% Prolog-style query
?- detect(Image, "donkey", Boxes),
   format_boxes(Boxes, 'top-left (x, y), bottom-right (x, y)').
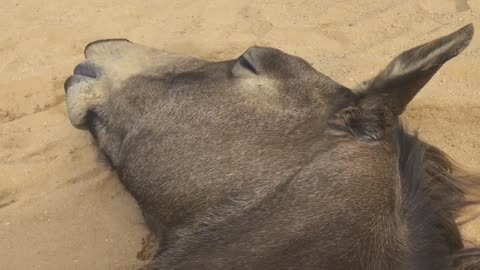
top-left (65, 24), bottom-right (480, 269)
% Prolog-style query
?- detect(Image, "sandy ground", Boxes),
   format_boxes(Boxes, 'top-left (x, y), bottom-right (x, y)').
top-left (1, 0), bottom-right (479, 269)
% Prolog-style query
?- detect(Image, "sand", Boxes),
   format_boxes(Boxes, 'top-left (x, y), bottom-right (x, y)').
top-left (1, 0), bottom-right (479, 269)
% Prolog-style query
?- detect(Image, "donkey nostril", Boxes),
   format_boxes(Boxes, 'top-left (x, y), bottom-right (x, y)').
top-left (73, 61), bottom-right (97, 79)
top-left (64, 75), bottom-right (77, 93)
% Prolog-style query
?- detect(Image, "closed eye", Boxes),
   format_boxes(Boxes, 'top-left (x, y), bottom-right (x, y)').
top-left (238, 55), bottom-right (257, 74)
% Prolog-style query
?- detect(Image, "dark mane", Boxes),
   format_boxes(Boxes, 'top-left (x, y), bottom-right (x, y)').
top-left (394, 125), bottom-right (480, 269)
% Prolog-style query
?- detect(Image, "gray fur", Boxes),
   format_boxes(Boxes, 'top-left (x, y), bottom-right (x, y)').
top-left (65, 24), bottom-right (480, 269)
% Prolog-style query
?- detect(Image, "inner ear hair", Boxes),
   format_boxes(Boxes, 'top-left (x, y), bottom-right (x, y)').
top-left (328, 96), bottom-right (394, 141)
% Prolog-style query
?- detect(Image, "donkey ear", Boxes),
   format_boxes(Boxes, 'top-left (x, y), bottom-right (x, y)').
top-left (359, 24), bottom-right (474, 115)
top-left (328, 24), bottom-right (473, 141)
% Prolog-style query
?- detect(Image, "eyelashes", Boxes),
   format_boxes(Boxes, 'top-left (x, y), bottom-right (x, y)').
top-left (238, 55), bottom-right (258, 74)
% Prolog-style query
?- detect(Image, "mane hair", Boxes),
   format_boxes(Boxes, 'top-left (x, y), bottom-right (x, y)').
top-left (394, 125), bottom-right (480, 269)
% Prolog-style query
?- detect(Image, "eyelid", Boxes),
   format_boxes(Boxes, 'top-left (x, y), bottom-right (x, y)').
top-left (238, 55), bottom-right (258, 74)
